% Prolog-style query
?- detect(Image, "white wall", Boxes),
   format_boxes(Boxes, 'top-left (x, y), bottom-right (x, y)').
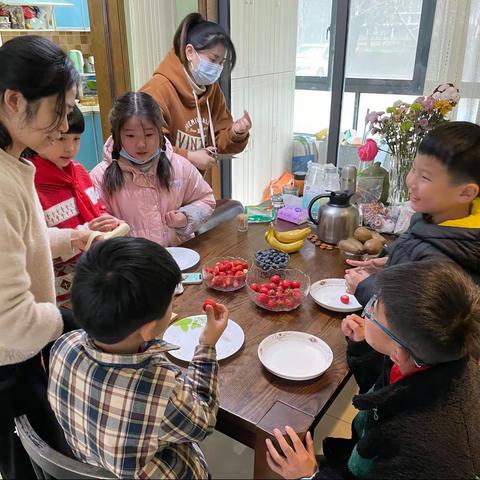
top-left (230, 0), bottom-right (298, 205)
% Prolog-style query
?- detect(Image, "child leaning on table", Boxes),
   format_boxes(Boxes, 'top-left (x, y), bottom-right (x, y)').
top-left (90, 91), bottom-right (216, 247)
top-left (266, 261), bottom-right (480, 480)
top-left (30, 105), bottom-right (122, 304)
top-left (48, 237), bottom-right (228, 479)
top-left (346, 121), bottom-right (480, 306)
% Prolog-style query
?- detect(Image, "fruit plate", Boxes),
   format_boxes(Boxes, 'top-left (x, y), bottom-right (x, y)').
top-left (258, 331), bottom-right (333, 381)
top-left (166, 247), bottom-right (200, 271)
top-left (310, 278), bottom-right (362, 312)
top-left (163, 315), bottom-right (244, 362)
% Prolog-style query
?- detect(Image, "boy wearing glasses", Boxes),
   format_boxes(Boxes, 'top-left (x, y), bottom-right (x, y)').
top-left (265, 261), bottom-right (480, 480)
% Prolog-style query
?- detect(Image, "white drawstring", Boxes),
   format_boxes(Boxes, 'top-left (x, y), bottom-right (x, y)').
top-left (192, 90), bottom-right (216, 150)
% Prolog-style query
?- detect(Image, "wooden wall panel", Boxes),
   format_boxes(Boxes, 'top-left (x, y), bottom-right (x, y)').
top-left (87, 0), bottom-right (131, 140)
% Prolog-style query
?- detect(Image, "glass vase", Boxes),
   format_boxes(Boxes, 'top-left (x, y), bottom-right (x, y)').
top-left (388, 154), bottom-right (414, 205)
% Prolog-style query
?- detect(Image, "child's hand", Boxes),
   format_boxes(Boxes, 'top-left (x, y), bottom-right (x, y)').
top-left (232, 110), bottom-right (252, 136)
top-left (345, 267), bottom-right (370, 295)
top-left (199, 302), bottom-right (229, 346)
top-left (88, 214), bottom-right (120, 232)
top-left (265, 427), bottom-right (317, 480)
top-left (188, 149), bottom-right (218, 170)
top-left (341, 314), bottom-right (365, 342)
top-left (165, 211), bottom-right (188, 229)
top-left (346, 256), bottom-right (388, 274)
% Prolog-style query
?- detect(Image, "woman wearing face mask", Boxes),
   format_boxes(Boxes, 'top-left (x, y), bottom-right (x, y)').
top-left (141, 13), bottom-right (251, 171)
top-left (0, 36), bottom-right (97, 478)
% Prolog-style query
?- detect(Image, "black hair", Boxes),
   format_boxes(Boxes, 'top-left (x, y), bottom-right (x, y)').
top-left (418, 121), bottom-right (480, 188)
top-left (376, 261), bottom-right (480, 364)
top-left (66, 104), bottom-right (85, 134)
top-left (71, 237), bottom-right (182, 344)
top-left (104, 91), bottom-right (173, 197)
top-left (0, 35), bottom-right (79, 150)
top-left (173, 12), bottom-right (236, 70)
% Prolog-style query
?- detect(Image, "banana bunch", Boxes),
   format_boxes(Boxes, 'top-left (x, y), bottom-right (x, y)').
top-left (264, 224), bottom-right (311, 254)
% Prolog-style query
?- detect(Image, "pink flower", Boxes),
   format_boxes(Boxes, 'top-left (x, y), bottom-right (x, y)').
top-left (419, 118), bottom-right (429, 129)
top-left (357, 138), bottom-right (378, 161)
top-left (423, 97), bottom-right (435, 113)
top-left (432, 83), bottom-right (460, 104)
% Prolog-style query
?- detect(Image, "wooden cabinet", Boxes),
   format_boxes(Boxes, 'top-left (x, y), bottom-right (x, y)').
top-left (230, 0), bottom-right (298, 204)
top-left (231, 0), bottom-right (298, 79)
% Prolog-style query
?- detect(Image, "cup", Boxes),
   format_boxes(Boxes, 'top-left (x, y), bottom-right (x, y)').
top-left (270, 182), bottom-right (284, 208)
top-left (282, 184), bottom-right (299, 196)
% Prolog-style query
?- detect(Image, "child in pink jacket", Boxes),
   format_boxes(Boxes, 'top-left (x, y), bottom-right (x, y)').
top-left (90, 92), bottom-right (215, 246)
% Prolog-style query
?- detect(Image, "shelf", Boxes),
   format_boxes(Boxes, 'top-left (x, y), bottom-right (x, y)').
top-left (3, 1), bottom-right (74, 5)
top-left (0, 28), bottom-right (55, 32)
top-left (0, 28), bottom-right (90, 32)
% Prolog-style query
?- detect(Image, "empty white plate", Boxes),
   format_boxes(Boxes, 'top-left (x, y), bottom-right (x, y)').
top-left (310, 278), bottom-right (362, 313)
top-left (166, 247), bottom-right (200, 271)
top-left (163, 315), bottom-right (244, 362)
top-left (258, 331), bottom-right (333, 381)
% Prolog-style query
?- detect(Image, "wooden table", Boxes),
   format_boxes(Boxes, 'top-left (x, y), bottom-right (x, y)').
top-left (173, 219), bottom-right (351, 478)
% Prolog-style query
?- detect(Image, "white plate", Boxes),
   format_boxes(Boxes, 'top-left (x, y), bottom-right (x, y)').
top-left (258, 331), bottom-right (333, 381)
top-left (163, 315), bottom-right (244, 362)
top-left (166, 247), bottom-right (200, 271)
top-left (310, 278), bottom-right (362, 312)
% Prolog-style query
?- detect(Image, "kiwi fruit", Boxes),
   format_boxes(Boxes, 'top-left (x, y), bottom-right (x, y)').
top-left (354, 227), bottom-right (373, 243)
top-left (364, 238), bottom-right (385, 255)
top-left (338, 238), bottom-right (365, 254)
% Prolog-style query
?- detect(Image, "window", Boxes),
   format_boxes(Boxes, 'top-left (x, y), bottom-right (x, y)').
top-left (294, 0), bottom-right (436, 134)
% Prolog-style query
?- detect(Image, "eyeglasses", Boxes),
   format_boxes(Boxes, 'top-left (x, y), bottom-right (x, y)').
top-left (363, 295), bottom-right (428, 367)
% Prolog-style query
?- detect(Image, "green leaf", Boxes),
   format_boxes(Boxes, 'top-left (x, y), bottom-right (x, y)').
top-left (386, 107), bottom-right (395, 113)
top-left (175, 318), bottom-right (192, 332)
top-left (401, 120), bottom-right (412, 131)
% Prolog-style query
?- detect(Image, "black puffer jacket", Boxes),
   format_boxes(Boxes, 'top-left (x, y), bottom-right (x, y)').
top-left (321, 358), bottom-right (480, 479)
top-left (355, 212), bottom-right (480, 305)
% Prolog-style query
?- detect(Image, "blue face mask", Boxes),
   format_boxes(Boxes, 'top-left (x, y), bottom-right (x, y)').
top-left (190, 51), bottom-right (223, 86)
top-left (119, 147), bottom-right (162, 165)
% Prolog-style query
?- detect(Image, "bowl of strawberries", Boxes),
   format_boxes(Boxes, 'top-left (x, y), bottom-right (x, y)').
top-left (202, 257), bottom-right (249, 292)
top-left (246, 267), bottom-right (310, 312)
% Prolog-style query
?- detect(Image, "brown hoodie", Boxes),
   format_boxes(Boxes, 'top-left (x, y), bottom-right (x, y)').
top-left (141, 49), bottom-right (249, 158)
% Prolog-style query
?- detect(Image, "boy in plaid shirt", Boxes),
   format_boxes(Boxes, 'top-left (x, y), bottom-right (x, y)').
top-left (48, 237), bottom-right (228, 479)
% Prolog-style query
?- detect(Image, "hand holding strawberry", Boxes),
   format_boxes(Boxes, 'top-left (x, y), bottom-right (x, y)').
top-left (199, 300), bottom-right (229, 346)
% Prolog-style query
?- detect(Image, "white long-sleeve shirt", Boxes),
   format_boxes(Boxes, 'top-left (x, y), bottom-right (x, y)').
top-left (0, 147), bottom-right (74, 366)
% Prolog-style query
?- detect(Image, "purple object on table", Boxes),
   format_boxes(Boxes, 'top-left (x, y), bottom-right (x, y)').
top-left (277, 206), bottom-right (309, 225)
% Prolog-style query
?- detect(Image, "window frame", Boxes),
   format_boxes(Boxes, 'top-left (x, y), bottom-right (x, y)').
top-left (295, 0), bottom-right (437, 96)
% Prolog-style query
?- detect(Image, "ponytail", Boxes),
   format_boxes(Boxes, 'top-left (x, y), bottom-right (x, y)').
top-left (173, 12), bottom-right (236, 70)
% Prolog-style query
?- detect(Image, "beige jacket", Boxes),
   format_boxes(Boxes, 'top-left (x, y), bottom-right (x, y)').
top-left (0, 148), bottom-right (74, 366)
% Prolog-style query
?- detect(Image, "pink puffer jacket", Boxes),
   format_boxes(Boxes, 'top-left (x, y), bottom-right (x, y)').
top-left (90, 138), bottom-right (215, 246)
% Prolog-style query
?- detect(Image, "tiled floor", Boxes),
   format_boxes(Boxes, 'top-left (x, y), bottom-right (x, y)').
top-left (201, 376), bottom-right (359, 479)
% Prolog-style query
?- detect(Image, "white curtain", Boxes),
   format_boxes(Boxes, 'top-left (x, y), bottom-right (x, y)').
top-left (425, 0), bottom-right (480, 123)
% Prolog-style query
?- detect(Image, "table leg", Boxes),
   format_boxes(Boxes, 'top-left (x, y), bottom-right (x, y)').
top-left (253, 400), bottom-right (315, 479)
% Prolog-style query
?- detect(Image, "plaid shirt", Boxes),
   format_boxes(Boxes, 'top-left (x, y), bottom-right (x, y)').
top-left (48, 330), bottom-right (218, 479)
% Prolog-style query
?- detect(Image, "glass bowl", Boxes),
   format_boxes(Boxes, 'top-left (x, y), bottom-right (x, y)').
top-left (202, 256), bottom-right (249, 292)
top-left (246, 266), bottom-right (310, 312)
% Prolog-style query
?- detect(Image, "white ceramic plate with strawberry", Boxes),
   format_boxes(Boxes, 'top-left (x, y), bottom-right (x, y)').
top-left (310, 278), bottom-right (362, 312)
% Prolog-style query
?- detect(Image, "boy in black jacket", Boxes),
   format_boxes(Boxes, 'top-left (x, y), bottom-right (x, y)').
top-left (346, 121), bottom-right (480, 307)
top-left (265, 261), bottom-right (480, 480)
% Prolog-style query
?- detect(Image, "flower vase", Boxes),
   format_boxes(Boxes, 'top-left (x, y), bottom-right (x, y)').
top-left (388, 154), bottom-right (413, 205)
